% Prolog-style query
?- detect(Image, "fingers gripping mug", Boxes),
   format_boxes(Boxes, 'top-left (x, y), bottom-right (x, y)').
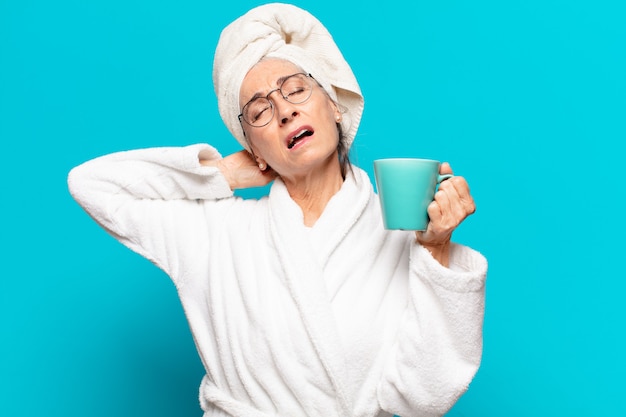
top-left (373, 158), bottom-right (453, 231)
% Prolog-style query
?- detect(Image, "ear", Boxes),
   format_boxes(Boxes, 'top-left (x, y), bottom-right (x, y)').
top-left (256, 156), bottom-right (268, 171)
top-left (330, 101), bottom-right (342, 123)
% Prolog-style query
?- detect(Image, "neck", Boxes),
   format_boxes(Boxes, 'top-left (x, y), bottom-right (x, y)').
top-left (282, 158), bottom-right (344, 227)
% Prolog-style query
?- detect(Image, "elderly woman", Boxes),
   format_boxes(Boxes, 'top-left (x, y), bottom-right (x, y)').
top-left (68, 3), bottom-right (487, 417)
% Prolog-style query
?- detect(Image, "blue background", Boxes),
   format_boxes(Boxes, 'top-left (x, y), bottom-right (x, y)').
top-left (2, 0), bottom-right (625, 416)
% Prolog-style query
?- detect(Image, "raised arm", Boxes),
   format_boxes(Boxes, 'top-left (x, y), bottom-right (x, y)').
top-left (67, 144), bottom-right (235, 283)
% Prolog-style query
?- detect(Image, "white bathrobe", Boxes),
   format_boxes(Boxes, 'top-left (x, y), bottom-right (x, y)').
top-left (68, 144), bottom-right (487, 417)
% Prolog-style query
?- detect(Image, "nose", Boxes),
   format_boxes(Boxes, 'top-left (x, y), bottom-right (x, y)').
top-left (279, 110), bottom-right (298, 125)
top-left (270, 92), bottom-right (298, 125)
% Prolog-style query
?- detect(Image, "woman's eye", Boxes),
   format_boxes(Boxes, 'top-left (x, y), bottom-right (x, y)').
top-left (287, 87), bottom-right (305, 97)
top-left (252, 106), bottom-right (270, 121)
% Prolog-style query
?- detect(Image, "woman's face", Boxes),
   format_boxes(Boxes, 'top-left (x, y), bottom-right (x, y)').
top-left (239, 59), bottom-right (342, 180)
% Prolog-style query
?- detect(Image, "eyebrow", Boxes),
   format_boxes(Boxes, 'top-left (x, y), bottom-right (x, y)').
top-left (276, 74), bottom-right (290, 86)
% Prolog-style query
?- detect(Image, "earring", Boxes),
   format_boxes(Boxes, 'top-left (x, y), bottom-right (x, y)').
top-left (336, 114), bottom-right (342, 122)
top-left (258, 162), bottom-right (267, 171)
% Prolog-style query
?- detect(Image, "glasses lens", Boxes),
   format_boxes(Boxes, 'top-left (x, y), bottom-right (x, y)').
top-left (243, 98), bottom-right (273, 127)
top-left (281, 74), bottom-right (312, 104)
top-left (241, 74), bottom-right (313, 127)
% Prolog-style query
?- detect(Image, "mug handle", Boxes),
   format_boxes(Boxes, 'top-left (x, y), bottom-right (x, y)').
top-left (437, 174), bottom-right (453, 183)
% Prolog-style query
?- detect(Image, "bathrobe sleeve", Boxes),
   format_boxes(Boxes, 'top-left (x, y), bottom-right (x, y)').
top-left (67, 144), bottom-right (234, 286)
top-left (378, 242), bottom-right (487, 417)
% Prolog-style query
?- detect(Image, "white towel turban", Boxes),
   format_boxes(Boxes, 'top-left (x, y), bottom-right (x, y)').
top-left (212, 3), bottom-right (364, 151)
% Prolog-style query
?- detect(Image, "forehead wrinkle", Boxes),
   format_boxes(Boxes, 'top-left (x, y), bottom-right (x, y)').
top-left (247, 73), bottom-right (293, 102)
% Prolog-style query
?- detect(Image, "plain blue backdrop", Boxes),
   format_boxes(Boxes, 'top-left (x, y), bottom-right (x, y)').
top-left (2, 0), bottom-right (625, 416)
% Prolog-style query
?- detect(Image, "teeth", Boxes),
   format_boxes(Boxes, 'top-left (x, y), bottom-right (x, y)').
top-left (293, 129), bottom-right (308, 139)
top-left (288, 129), bottom-right (312, 149)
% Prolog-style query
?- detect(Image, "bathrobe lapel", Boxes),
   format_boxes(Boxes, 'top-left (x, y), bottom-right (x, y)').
top-left (266, 168), bottom-right (373, 416)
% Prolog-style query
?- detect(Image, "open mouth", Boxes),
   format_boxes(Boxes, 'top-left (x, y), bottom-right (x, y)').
top-left (287, 129), bottom-right (313, 149)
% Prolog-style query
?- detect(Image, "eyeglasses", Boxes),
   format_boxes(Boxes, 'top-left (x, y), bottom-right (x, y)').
top-left (238, 73), bottom-right (314, 127)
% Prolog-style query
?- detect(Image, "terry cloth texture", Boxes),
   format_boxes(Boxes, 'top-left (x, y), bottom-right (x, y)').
top-left (68, 144), bottom-right (488, 417)
top-left (213, 3), bottom-right (364, 150)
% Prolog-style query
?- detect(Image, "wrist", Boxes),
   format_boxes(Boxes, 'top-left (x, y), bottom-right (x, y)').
top-left (418, 240), bottom-right (451, 268)
top-left (199, 158), bottom-right (237, 190)
top-left (216, 159), bottom-right (238, 190)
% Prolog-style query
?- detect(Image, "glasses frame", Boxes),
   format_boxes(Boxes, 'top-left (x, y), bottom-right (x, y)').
top-left (238, 73), bottom-right (315, 128)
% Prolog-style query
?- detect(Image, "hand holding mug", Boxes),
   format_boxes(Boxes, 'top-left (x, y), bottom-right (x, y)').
top-left (415, 162), bottom-right (476, 250)
top-left (374, 158), bottom-right (476, 266)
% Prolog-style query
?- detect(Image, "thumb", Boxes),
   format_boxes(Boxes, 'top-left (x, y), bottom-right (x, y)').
top-left (440, 161), bottom-right (453, 175)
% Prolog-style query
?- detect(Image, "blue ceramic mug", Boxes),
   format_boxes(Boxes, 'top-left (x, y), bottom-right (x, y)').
top-left (374, 158), bottom-right (453, 231)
